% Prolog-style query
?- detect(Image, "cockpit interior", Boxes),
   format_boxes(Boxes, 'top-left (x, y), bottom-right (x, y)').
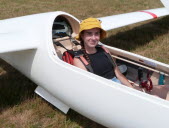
top-left (52, 15), bottom-right (80, 59)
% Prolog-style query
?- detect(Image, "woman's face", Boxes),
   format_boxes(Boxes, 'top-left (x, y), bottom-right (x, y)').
top-left (81, 28), bottom-right (100, 48)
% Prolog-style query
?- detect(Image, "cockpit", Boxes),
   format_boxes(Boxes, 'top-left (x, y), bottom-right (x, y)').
top-left (52, 16), bottom-right (73, 39)
top-left (51, 14), bottom-right (169, 98)
top-left (52, 15), bottom-right (80, 59)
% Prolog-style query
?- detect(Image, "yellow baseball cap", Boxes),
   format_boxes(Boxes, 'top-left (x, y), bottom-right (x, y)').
top-left (76, 18), bottom-right (107, 41)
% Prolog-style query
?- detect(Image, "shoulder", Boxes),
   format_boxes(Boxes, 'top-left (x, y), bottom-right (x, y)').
top-left (73, 57), bottom-right (87, 71)
top-left (95, 45), bottom-right (105, 53)
top-left (73, 57), bottom-right (81, 65)
top-left (73, 57), bottom-right (80, 62)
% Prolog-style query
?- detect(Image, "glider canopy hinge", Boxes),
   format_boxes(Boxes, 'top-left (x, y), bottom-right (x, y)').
top-left (35, 86), bottom-right (70, 114)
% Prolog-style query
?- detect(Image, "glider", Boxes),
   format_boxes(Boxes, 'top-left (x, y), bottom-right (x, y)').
top-left (0, 0), bottom-right (169, 128)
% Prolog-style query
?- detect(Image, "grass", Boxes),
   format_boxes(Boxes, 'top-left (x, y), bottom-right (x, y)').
top-left (0, 0), bottom-right (169, 127)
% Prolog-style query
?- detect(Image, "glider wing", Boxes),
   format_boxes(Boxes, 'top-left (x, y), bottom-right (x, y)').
top-left (99, 8), bottom-right (169, 31)
top-left (161, 0), bottom-right (169, 10)
top-left (0, 31), bottom-right (39, 53)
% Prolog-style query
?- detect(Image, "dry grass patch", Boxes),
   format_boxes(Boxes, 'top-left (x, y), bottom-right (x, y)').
top-left (135, 34), bottom-right (169, 63)
top-left (0, 0), bottom-right (164, 19)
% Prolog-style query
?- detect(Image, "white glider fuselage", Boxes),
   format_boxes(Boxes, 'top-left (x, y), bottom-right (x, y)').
top-left (1, 5), bottom-right (169, 128)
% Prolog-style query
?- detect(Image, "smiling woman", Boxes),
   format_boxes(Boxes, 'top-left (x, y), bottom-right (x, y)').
top-left (73, 18), bottom-right (134, 88)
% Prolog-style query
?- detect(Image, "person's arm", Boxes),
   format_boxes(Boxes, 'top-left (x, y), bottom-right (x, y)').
top-left (114, 66), bottom-right (144, 92)
top-left (114, 66), bottom-right (134, 88)
top-left (73, 57), bottom-right (87, 71)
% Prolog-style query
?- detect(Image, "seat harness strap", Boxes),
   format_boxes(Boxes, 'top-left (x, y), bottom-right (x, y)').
top-left (79, 56), bottom-right (94, 73)
top-left (55, 40), bottom-right (115, 73)
top-left (100, 45), bottom-right (117, 68)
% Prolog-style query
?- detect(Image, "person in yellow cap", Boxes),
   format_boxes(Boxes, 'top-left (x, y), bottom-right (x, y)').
top-left (73, 17), bottom-right (169, 100)
top-left (73, 17), bottom-right (134, 88)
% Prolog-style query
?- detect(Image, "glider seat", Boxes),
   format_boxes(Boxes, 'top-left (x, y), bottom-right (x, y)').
top-left (53, 36), bottom-right (81, 59)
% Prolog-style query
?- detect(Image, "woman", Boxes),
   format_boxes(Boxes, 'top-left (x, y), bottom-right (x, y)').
top-left (73, 17), bottom-right (133, 88)
top-left (73, 17), bottom-right (169, 100)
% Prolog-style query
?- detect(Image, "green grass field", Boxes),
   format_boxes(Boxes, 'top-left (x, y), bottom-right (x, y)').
top-left (0, 0), bottom-right (169, 127)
